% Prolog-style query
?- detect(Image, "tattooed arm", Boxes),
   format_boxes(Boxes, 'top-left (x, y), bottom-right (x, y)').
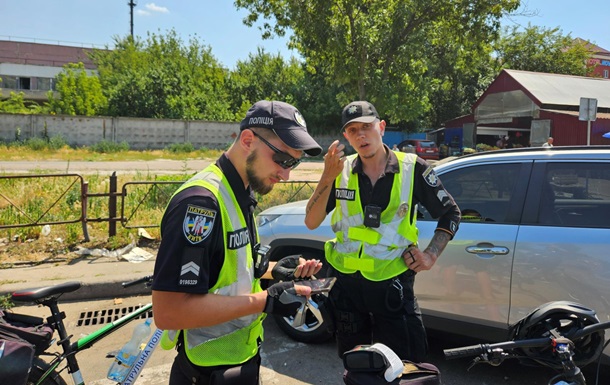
top-left (305, 182), bottom-right (333, 229)
top-left (403, 230), bottom-right (452, 272)
top-left (305, 140), bottom-right (345, 230)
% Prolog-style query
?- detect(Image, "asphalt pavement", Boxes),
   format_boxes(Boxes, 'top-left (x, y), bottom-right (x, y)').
top-left (4, 239), bottom-right (610, 384)
top-left (0, 159), bottom-right (325, 176)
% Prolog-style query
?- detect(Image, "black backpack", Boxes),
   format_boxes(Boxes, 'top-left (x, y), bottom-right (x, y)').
top-left (0, 328), bottom-right (35, 385)
top-left (0, 310), bottom-right (54, 355)
top-left (0, 308), bottom-right (56, 385)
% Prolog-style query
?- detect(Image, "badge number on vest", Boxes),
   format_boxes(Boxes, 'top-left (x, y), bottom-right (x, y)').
top-left (336, 188), bottom-right (356, 201)
top-left (183, 205), bottom-right (216, 244)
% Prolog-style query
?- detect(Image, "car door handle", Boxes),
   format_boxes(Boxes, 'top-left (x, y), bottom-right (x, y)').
top-left (465, 244), bottom-right (509, 255)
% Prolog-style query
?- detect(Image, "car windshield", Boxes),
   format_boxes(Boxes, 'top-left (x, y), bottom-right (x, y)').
top-left (419, 141), bottom-right (436, 148)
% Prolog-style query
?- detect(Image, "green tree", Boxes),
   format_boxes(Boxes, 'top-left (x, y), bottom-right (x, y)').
top-left (226, 49), bottom-right (342, 134)
top-left (235, 0), bottom-right (520, 125)
top-left (0, 91), bottom-right (48, 114)
top-left (423, 22), bottom-right (498, 129)
top-left (494, 24), bottom-right (594, 76)
top-left (91, 30), bottom-right (233, 120)
top-left (291, 64), bottom-right (344, 134)
top-left (1, 76), bottom-right (47, 114)
top-left (227, 48), bottom-right (305, 120)
top-left (46, 62), bottom-right (107, 116)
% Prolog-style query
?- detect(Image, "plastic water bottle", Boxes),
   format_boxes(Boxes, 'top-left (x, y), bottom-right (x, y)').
top-left (107, 318), bottom-right (152, 382)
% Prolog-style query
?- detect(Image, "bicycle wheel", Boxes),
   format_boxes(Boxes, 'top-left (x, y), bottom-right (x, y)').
top-left (27, 358), bottom-right (68, 385)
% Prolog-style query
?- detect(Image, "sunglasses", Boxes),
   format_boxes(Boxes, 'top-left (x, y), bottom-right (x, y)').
top-left (252, 131), bottom-right (302, 170)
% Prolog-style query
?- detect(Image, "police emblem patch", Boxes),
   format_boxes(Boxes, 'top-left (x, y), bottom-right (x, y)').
top-left (294, 110), bottom-right (307, 127)
top-left (423, 167), bottom-right (438, 187)
top-left (183, 205), bottom-right (216, 244)
top-left (397, 202), bottom-right (409, 218)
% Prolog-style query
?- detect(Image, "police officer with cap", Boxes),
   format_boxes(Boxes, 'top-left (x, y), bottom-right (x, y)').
top-left (152, 100), bottom-right (323, 385)
top-left (305, 101), bottom-right (461, 363)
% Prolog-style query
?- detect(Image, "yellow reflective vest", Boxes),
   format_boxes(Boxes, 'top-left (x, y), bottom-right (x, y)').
top-left (160, 164), bottom-right (265, 366)
top-left (325, 151), bottom-right (419, 281)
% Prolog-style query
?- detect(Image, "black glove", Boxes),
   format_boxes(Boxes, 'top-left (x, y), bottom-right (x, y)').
top-left (271, 255), bottom-right (301, 281)
top-left (263, 281), bottom-right (306, 316)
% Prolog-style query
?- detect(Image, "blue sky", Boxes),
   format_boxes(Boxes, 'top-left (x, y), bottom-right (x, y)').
top-left (0, 1), bottom-right (608, 69)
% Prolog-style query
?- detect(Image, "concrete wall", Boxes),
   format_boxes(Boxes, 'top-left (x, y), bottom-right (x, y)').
top-left (0, 112), bottom-right (339, 153)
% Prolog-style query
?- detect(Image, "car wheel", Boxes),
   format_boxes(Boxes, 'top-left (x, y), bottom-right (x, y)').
top-left (271, 251), bottom-right (335, 343)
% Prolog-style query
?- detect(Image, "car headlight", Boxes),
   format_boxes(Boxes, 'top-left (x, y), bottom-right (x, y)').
top-left (256, 214), bottom-right (280, 227)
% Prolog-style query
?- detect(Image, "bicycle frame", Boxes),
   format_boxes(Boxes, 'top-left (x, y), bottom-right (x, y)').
top-left (34, 302), bottom-right (153, 385)
top-left (7, 277), bottom-right (159, 385)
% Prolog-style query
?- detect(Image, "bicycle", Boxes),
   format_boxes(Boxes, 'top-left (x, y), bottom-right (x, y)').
top-left (443, 301), bottom-right (610, 385)
top-left (8, 275), bottom-right (160, 385)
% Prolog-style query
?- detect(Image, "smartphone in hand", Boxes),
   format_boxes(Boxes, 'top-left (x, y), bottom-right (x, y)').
top-left (296, 277), bottom-right (337, 294)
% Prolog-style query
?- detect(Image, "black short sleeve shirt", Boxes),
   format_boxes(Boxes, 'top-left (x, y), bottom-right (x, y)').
top-left (151, 154), bottom-right (258, 294)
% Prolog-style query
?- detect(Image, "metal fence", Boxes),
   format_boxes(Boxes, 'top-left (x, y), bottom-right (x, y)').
top-left (0, 173), bottom-right (317, 241)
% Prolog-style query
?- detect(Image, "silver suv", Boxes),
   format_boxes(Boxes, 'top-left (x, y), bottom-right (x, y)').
top-left (257, 146), bottom-right (610, 359)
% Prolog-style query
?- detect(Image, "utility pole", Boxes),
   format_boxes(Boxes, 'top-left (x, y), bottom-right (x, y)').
top-left (128, 0), bottom-right (137, 38)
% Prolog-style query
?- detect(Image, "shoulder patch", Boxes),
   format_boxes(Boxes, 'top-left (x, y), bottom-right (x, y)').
top-left (179, 248), bottom-right (202, 286)
top-left (422, 167), bottom-right (438, 187)
top-left (183, 204), bottom-right (216, 244)
top-left (437, 190), bottom-right (450, 206)
top-left (450, 221), bottom-right (458, 233)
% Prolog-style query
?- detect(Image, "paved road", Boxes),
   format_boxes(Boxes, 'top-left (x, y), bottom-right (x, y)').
top-left (0, 159), bottom-right (325, 178)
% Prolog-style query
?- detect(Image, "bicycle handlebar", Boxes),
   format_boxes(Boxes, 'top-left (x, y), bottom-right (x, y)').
top-left (122, 275), bottom-right (154, 288)
top-left (443, 320), bottom-right (610, 385)
top-left (444, 337), bottom-right (552, 360)
top-left (444, 320), bottom-right (610, 361)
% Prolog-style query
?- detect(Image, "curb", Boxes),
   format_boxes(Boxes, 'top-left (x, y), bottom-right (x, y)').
top-left (0, 259), bottom-right (157, 303)
top-left (1, 279), bottom-right (153, 303)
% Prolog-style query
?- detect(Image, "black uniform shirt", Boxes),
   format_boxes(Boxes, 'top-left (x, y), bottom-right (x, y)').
top-left (152, 154), bottom-right (258, 294)
top-left (326, 146), bottom-right (460, 238)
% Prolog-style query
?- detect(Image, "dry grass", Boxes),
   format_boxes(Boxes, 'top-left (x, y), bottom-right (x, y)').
top-left (0, 170), bottom-right (185, 267)
top-left (0, 144), bottom-right (225, 162)
top-left (0, 145), bottom-right (210, 267)
top-left (0, 147), bottom-right (318, 267)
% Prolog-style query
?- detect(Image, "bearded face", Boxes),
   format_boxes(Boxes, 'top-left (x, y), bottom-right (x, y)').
top-left (246, 150), bottom-right (273, 195)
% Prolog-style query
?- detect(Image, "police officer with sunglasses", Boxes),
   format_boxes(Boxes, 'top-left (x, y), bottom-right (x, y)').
top-left (152, 100), bottom-right (323, 385)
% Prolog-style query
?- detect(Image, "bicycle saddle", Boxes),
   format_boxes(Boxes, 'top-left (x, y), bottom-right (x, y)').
top-left (11, 281), bottom-right (82, 302)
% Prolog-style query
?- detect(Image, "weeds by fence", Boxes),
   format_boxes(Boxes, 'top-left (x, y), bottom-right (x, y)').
top-left (0, 172), bottom-right (318, 264)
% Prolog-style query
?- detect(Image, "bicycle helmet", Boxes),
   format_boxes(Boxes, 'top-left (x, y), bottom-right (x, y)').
top-left (509, 301), bottom-right (605, 369)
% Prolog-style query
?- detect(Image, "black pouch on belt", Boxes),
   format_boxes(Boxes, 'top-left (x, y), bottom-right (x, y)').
top-left (176, 346), bottom-right (260, 385)
top-left (208, 354), bottom-right (260, 385)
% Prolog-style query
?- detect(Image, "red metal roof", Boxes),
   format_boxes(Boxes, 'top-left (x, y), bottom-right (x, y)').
top-left (473, 69), bottom-right (610, 110)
